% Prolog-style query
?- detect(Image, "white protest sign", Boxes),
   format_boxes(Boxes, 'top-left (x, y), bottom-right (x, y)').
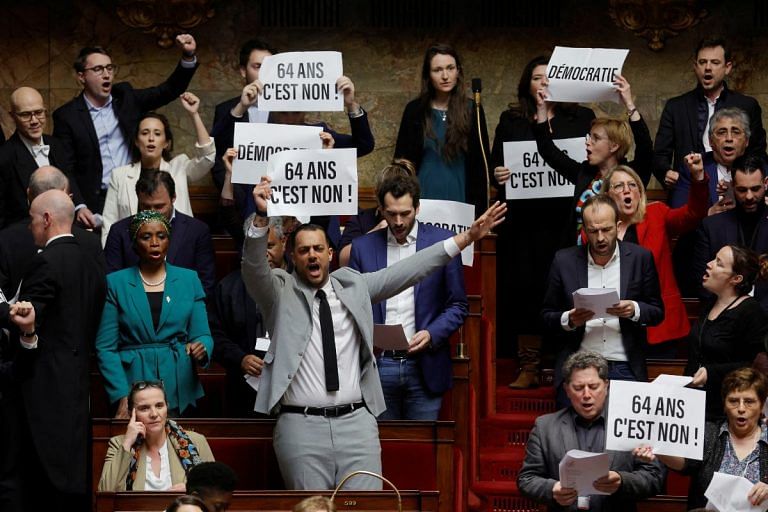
top-left (503, 138), bottom-right (584, 199)
top-left (266, 148), bottom-right (358, 216)
top-left (546, 47), bottom-right (629, 103)
top-left (606, 380), bottom-right (705, 460)
top-left (231, 123), bottom-right (323, 184)
top-left (416, 199), bottom-right (474, 266)
top-left (259, 51), bottom-right (344, 111)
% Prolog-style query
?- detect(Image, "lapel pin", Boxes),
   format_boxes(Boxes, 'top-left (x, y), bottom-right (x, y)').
top-left (166, 296), bottom-right (171, 303)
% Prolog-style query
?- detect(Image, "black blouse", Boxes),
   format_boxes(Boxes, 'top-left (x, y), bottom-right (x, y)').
top-left (146, 291), bottom-right (164, 332)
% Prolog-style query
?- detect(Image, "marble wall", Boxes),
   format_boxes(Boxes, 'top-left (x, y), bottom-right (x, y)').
top-left (0, 0), bottom-right (764, 188)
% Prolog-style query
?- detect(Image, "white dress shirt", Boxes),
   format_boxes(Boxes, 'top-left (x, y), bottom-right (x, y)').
top-left (702, 94), bottom-right (719, 153)
top-left (384, 223), bottom-right (418, 339)
top-left (143, 440), bottom-right (173, 491)
top-left (20, 134), bottom-right (50, 168)
top-left (247, 104), bottom-right (270, 124)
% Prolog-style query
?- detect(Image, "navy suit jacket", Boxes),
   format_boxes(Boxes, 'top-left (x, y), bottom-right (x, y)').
top-left (667, 151), bottom-right (721, 208)
top-left (103, 210), bottom-right (216, 296)
top-left (541, 241), bottom-right (664, 386)
top-left (348, 222), bottom-right (468, 394)
top-left (0, 132), bottom-right (81, 228)
top-left (53, 62), bottom-right (197, 212)
top-left (693, 206), bottom-right (768, 310)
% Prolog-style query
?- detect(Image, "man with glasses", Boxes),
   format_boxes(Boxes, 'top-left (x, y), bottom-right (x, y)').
top-left (52, 34), bottom-right (199, 229)
top-left (0, 87), bottom-right (80, 228)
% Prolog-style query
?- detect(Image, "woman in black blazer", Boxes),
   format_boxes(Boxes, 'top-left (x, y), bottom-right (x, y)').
top-left (394, 43), bottom-right (489, 216)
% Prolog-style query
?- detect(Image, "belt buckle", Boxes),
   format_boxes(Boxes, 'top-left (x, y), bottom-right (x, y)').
top-left (323, 406), bottom-right (336, 418)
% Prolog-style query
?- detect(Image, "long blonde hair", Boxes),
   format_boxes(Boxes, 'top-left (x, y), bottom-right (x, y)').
top-left (601, 165), bottom-right (647, 224)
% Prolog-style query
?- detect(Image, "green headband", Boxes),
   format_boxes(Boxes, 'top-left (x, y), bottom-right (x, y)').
top-left (129, 210), bottom-right (171, 243)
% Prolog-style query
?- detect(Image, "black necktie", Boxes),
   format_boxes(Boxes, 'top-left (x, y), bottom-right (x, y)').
top-left (316, 289), bottom-right (339, 391)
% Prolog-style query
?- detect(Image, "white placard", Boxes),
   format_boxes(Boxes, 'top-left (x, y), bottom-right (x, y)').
top-left (259, 51), bottom-right (344, 111)
top-left (503, 138), bottom-right (584, 199)
top-left (606, 380), bottom-right (705, 460)
top-left (266, 148), bottom-right (358, 216)
top-left (546, 47), bottom-right (629, 103)
top-left (416, 199), bottom-right (475, 266)
top-left (231, 123), bottom-right (323, 184)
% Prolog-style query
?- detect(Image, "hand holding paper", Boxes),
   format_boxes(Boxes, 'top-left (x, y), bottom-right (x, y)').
top-left (705, 472), bottom-right (766, 511)
top-left (572, 287), bottom-right (620, 319)
top-left (558, 449), bottom-right (610, 496)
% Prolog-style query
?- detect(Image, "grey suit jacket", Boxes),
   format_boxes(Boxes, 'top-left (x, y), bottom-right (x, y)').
top-left (241, 226), bottom-right (453, 416)
top-left (517, 408), bottom-right (665, 512)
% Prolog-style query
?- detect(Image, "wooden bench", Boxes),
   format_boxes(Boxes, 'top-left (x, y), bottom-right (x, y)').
top-left (95, 490), bottom-right (440, 511)
top-left (92, 419), bottom-right (455, 512)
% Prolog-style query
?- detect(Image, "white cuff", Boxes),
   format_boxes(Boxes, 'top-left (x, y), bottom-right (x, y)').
top-left (630, 301), bottom-right (641, 322)
top-left (560, 311), bottom-right (575, 331)
top-left (180, 56), bottom-right (198, 68)
top-left (443, 237), bottom-right (461, 258)
top-left (246, 217), bottom-right (269, 239)
top-left (20, 335), bottom-right (38, 349)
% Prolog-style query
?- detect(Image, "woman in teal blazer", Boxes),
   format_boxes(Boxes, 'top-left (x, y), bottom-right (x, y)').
top-left (96, 210), bottom-right (213, 417)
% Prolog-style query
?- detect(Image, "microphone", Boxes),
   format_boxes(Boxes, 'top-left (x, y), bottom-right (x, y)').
top-left (472, 78), bottom-right (482, 105)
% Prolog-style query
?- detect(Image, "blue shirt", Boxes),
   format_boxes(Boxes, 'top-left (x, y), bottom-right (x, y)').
top-left (418, 108), bottom-right (466, 203)
top-left (84, 95), bottom-right (131, 189)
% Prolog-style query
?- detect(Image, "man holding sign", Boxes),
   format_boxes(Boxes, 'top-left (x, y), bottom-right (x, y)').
top-left (517, 351), bottom-right (664, 511)
top-left (241, 177), bottom-right (505, 490)
top-left (348, 174), bottom-right (468, 420)
top-left (541, 195), bottom-right (663, 398)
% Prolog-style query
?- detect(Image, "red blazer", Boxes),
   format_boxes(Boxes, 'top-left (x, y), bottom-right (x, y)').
top-left (636, 177), bottom-right (709, 343)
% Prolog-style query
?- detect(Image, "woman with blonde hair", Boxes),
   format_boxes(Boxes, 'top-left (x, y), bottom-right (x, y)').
top-left (600, 156), bottom-right (709, 356)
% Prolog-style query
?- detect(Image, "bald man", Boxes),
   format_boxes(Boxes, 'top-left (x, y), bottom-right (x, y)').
top-left (0, 87), bottom-right (80, 228)
top-left (6, 189), bottom-right (105, 510)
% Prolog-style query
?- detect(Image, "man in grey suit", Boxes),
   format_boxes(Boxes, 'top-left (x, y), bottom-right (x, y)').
top-left (517, 351), bottom-right (665, 511)
top-left (242, 176), bottom-right (505, 490)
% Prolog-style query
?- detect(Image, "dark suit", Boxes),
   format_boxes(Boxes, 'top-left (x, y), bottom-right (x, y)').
top-left (0, 132), bottom-right (80, 228)
top-left (52, 62), bottom-right (197, 212)
top-left (209, 268), bottom-right (267, 416)
top-left (103, 210), bottom-right (216, 296)
top-left (541, 241), bottom-right (664, 386)
top-left (15, 236), bottom-right (106, 506)
top-left (517, 407), bottom-right (665, 511)
top-left (348, 222), bottom-right (467, 399)
top-left (653, 84), bottom-right (767, 187)
top-left (692, 205), bottom-right (768, 310)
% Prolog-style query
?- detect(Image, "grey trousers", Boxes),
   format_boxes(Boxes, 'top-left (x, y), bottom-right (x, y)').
top-left (273, 407), bottom-right (383, 490)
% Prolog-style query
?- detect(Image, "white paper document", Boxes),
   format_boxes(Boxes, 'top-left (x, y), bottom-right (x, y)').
top-left (546, 47), bottom-right (630, 103)
top-left (572, 288), bottom-right (619, 318)
top-left (704, 472), bottom-right (764, 512)
top-left (558, 450), bottom-right (610, 496)
top-left (651, 374), bottom-right (693, 387)
top-left (416, 199), bottom-right (475, 266)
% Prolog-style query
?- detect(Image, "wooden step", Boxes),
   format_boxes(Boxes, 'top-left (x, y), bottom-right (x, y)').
top-left (478, 451), bottom-right (525, 482)
top-left (495, 386), bottom-right (556, 415)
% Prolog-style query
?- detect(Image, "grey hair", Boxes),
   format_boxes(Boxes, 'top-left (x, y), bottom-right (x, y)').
top-left (562, 351), bottom-right (609, 384)
top-left (269, 216), bottom-right (285, 239)
top-left (708, 107), bottom-right (751, 140)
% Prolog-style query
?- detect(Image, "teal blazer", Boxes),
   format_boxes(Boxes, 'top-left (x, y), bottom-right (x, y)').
top-left (95, 263), bottom-right (213, 413)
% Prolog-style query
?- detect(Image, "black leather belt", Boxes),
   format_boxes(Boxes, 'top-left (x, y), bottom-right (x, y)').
top-left (280, 401), bottom-right (365, 417)
top-left (381, 350), bottom-right (409, 359)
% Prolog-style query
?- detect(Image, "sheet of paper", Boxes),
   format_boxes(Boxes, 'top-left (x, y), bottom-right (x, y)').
top-left (259, 51), bottom-right (344, 111)
top-left (254, 337), bottom-right (271, 352)
top-left (373, 324), bottom-right (410, 350)
top-left (558, 449), bottom-right (610, 496)
top-left (416, 199), bottom-right (475, 266)
top-left (502, 138), bottom-right (584, 200)
top-left (572, 288), bottom-right (619, 318)
top-left (704, 472), bottom-right (763, 512)
top-left (244, 374), bottom-right (261, 392)
top-left (546, 47), bottom-right (629, 103)
top-left (651, 374), bottom-right (693, 387)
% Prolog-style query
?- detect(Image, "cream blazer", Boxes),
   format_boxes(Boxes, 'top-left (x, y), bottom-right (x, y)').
top-left (101, 139), bottom-right (215, 246)
top-left (97, 430), bottom-right (214, 491)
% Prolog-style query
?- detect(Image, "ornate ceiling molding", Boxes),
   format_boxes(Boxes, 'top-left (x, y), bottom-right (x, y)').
top-left (608, 0), bottom-right (708, 51)
top-left (116, 0), bottom-right (216, 48)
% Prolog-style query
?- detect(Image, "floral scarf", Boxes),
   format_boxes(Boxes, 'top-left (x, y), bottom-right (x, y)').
top-left (125, 419), bottom-right (202, 490)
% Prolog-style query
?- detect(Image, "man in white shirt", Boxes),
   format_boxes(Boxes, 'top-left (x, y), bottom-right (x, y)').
top-left (241, 176), bottom-right (505, 490)
top-left (348, 174), bottom-right (467, 420)
top-left (541, 195), bottom-right (663, 405)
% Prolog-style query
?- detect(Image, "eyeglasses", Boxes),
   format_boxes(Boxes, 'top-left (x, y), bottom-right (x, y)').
top-left (132, 379), bottom-right (164, 391)
top-left (725, 397), bottom-right (760, 408)
top-left (610, 181), bottom-right (639, 193)
top-left (82, 64), bottom-right (118, 76)
top-left (585, 133), bottom-right (606, 143)
top-left (14, 109), bottom-right (46, 122)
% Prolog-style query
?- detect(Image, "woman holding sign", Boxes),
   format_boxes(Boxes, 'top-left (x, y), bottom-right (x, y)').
top-left (533, 75), bottom-right (653, 247)
top-left (685, 245), bottom-right (768, 419)
top-left (600, 160), bottom-right (708, 357)
top-left (491, 55), bottom-right (595, 387)
top-left (101, 92), bottom-right (215, 246)
top-left (394, 43), bottom-right (489, 217)
top-left (634, 368), bottom-right (768, 509)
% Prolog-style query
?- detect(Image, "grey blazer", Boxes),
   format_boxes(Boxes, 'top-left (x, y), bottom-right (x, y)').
top-left (517, 408), bottom-right (665, 512)
top-left (241, 227), bottom-right (453, 416)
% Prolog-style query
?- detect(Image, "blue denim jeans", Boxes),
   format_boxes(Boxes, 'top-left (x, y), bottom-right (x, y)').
top-left (376, 356), bottom-right (443, 420)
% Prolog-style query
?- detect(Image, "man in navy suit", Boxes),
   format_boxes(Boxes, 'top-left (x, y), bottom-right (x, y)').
top-left (103, 169), bottom-right (215, 296)
top-left (541, 195), bottom-right (663, 399)
top-left (348, 174), bottom-right (468, 420)
top-left (0, 87), bottom-right (81, 228)
top-left (693, 154), bottom-right (768, 311)
top-left (53, 34), bottom-right (199, 228)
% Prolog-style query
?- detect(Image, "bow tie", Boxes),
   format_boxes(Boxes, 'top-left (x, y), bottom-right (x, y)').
top-left (32, 145), bottom-right (50, 157)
